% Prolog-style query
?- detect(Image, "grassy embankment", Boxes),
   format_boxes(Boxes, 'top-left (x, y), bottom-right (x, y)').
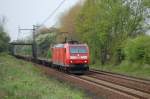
top-left (92, 61), bottom-right (150, 79)
top-left (0, 53), bottom-right (89, 99)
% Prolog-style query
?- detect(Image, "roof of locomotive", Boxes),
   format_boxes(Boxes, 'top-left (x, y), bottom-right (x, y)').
top-left (53, 44), bottom-right (64, 48)
top-left (52, 43), bottom-right (88, 48)
top-left (52, 40), bottom-right (88, 48)
top-left (66, 43), bottom-right (87, 47)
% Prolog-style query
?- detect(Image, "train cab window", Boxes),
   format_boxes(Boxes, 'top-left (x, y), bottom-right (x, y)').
top-left (78, 47), bottom-right (87, 53)
top-left (70, 47), bottom-right (87, 53)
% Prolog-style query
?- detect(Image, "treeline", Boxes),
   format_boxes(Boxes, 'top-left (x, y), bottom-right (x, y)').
top-left (14, 0), bottom-right (150, 65)
top-left (0, 17), bottom-right (10, 53)
top-left (59, 0), bottom-right (150, 65)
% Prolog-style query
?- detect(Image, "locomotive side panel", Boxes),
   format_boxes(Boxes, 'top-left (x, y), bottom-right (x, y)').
top-left (59, 48), bottom-right (66, 66)
top-left (52, 46), bottom-right (66, 66)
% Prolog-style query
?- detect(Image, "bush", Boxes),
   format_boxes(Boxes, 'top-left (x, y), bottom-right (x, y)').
top-left (0, 32), bottom-right (10, 52)
top-left (124, 35), bottom-right (150, 64)
top-left (36, 33), bottom-right (56, 58)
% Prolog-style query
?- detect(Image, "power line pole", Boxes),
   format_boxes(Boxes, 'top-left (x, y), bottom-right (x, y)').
top-left (17, 25), bottom-right (39, 61)
top-left (32, 25), bottom-right (39, 61)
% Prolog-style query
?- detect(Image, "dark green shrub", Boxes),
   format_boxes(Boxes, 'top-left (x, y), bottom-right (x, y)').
top-left (0, 32), bottom-right (10, 52)
top-left (124, 36), bottom-right (150, 64)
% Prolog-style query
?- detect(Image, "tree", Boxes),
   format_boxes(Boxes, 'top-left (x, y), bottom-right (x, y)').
top-left (35, 27), bottom-right (58, 57)
top-left (124, 35), bottom-right (150, 64)
top-left (75, 0), bottom-right (147, 64)
top-left (57, 0), bottom-right (150, 65)
top-left (59, 2), bottom-right (82, 40)
top-left (0, 16), bottom-right (10, 53)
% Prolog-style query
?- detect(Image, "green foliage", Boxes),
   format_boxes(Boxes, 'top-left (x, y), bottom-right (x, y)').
top-left (0, 17), bottom-right (10, 53)
top-left (36, 33), bottom-right (56, 58)
top-left (143, 0), bottom-right (150, 7)
top-left (124, 36), bottom-right (150, 64)
top-left (75, 0), bottom-right (147, 64)
top-left (0, 32), bottom-right (10, 53)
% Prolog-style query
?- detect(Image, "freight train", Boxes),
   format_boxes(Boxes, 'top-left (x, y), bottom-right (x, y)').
top-left (51, 41), bottom-right (89, 73)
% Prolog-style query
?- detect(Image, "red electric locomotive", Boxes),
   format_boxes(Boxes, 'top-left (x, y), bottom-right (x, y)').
top-left (51, 41), bottom-right (89, 73)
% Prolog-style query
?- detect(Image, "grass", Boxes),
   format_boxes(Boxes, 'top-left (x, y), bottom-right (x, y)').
top-left (92, 61), bottom-right (150, 79)
top-left (0, 53), bottom-right (89, 99)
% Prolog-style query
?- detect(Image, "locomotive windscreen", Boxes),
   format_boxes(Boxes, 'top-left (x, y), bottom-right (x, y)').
top-left (70, 46), bottom-right (87, 53)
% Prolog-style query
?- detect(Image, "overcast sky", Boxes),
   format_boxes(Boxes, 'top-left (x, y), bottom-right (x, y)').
top-left (0, 0), bottom-right (80, 41)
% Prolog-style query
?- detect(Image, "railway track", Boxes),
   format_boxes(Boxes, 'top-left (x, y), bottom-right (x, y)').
top-left (89, 69), bottom-right (150, 94)
top-left (14, 55), bottom-right (150, 99)
top-left (79, 70), bottom-right (150, 99)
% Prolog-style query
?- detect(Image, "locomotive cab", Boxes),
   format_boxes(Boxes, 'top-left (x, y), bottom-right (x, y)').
top-left (65, 44), bottom-right (89, 73)
top-left (51, 41), bottom-right (89, 74)
top-left (69, 45), bottom-right (89, 64)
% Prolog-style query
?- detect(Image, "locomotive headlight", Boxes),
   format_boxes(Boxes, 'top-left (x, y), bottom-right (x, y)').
top-left (81, 56), bottom-right (87, 59)
top-left (70, 56), bottom-right (76, 59)
top-left (70, 60), bottom-right (73, 63)
top-left (84, 60), bottom-right (87, 63)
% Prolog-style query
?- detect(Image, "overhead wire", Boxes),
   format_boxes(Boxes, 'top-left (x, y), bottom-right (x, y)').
top-left (36, 0), bottom-right (66, 58)
top-left (15, 0), bottom-right (66, 57)
top-left (40, 0), bottom-right (66, 27)
top-left (17, 0), bottom-right (66, 40)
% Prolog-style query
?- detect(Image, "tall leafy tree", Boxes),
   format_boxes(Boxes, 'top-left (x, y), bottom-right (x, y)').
top-left (75, 0), bottom-right (147, 64)
top-left (59, 2), bottom-right (82, 40)
top-left (0, 16), bottom-right (10, 52)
